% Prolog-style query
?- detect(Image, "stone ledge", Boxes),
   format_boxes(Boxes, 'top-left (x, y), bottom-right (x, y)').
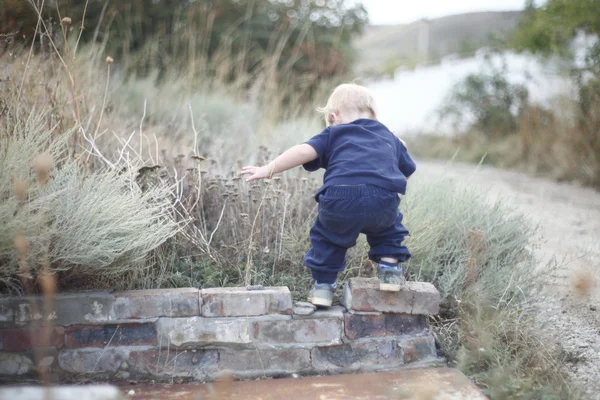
top-left (253, 317), bottom-right (342, 345)
top-left (0, 293), bottom-right (117, 327)
top-left (344, 313), bottom-right (427, 340)
top-left (156, 317), bottom-right (254, 348)
top-left (220, 348), bottom-right (312, 376)
top-left (310, 335), bottom-right (437, 375)
top-left (0, 281), bottom-right (442, 383)
top-left (341, 278), bottom-right (440, 315)
top-left (0, 334), bottom-right (440, 382)
top-left (201, 287), bottom-right (292, 317)
top-left (0, 289), bottom-right (200, 328)
top-left (398, 336), bottom-right (437, 364)
top-left (113, 288), bottom-right (201, 319)
top-left (311, 338), bottom-right (404, 374)
top-left (0, 287), bottom-right (298, 328)
top-left (129, 348), bottom-right (219, 380)
top-left (0, 352), bottom-right (36, 375)
top-left (155, 314), bottom-right (343, 349)
top-left (65, 323), bottom-right (157, 349)
top-left (58, 347), bottom-right (131, 374)
top-left (1, 327), bottom-right (65, 352)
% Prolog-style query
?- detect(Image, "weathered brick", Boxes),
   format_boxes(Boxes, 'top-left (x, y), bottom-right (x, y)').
top-left (113, 288), bottom-right (201, 319)
top-left (253, 317), bottom-right (342, 345)
top-left (3, 293), bottom-right (116, 327)
top-left (129, 349), bottom-right (218, 380)
top-left (58, 348), bottom-right (129, 374)
top-left (343, 313), bottom-right (427, 340)
top-left (341, 278), bottom-right (440, 315)
top-left (2, 327), bottom-right (65, 352)
top-left (0, 352), bottom-right (35, 375)
top-left (399, 336), bottom-right (437, 364)
top-left (292, 305), bottom-right (345, 320)
top-left (0, 301), bottom-right (14, 328)
top-left (201, 287), bottom-right (292, 317)
top-left (311, 338), bottom-right (404, 373)
top-left (344, 313), bottom-right (385, 339)
top-left (219, 348), bottom-right (312, 377)
top-left (66, 323), bottom-right (156, 348)
top-left (410, 282), bottom-right (441, 315)
top-left (27, 347), bottom-right (59, 375)
top-left (385, 314), bottom-right (428, 335)
top-left (156, 317), bottom-right (254, 348)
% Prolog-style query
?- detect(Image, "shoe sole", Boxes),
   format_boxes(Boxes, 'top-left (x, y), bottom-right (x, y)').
top-left (309, 297), bottom-right (333, 307)
top-left (379, 283), bottom-right (402, 292)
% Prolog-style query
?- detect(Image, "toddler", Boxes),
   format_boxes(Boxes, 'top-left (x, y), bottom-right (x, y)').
top-left (242, 83), bottom-right (415, 307)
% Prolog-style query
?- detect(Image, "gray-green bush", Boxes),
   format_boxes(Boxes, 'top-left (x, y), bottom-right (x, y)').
top-left (0, 109), bottom-right (182, 292)
top-left (404, 172), bottom-right (535, 303)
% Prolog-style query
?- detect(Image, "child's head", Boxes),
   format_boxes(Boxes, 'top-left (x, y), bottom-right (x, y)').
top-left (317, 83), bottom-right (378, 126)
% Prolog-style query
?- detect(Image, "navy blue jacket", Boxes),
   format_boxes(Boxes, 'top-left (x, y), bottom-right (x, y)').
top-left (303, 119), bottom-right (416, 199)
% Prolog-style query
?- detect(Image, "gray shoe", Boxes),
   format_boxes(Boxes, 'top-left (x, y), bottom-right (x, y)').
top-left (378, 265), bottom-right (406, 292)
top-left (307, 282), bottom-right (334, 307)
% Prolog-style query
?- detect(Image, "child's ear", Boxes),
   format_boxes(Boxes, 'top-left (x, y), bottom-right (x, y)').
top-left (328, 112), bottom-right (336, 125)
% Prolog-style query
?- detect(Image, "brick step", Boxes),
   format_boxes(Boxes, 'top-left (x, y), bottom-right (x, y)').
top-left (0, 278), bottom-right (442, 382)
top-left (341, 278), bottom-right (440, 315)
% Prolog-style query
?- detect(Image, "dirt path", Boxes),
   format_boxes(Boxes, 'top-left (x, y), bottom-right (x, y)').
top-left (419, 160), bottom-right (600, 398)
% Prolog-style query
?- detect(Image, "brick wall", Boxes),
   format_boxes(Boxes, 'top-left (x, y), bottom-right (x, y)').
top-left (0, 279), bottom-right (441, 382)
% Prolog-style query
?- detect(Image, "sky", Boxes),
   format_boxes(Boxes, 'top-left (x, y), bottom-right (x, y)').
top-left (361, 0), bottom-right (528, 25)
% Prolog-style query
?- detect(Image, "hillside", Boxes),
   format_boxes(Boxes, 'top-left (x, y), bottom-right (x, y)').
top-left (355, 11), bottom-right (523, 76)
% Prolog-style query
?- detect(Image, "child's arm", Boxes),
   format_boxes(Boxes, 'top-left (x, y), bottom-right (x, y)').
top-left (396, 137), bottom-right (416, 179)
top-left (397, 138), bottom-right (411, 179)
top-left (241, 144), bottom-right (318, 182)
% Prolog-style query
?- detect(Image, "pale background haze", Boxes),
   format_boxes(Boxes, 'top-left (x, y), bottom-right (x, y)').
top-left (361, 0), bottom-right (528, 25)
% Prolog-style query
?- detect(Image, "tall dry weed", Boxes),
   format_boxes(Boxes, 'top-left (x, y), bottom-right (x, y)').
top-left (572, 267), bottom-right (598, 299)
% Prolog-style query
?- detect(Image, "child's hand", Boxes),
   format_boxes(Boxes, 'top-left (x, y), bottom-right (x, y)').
top-left (241, 165), bottom-right (272, 182)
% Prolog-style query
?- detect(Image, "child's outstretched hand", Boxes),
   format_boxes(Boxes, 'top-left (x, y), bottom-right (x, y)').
top-left (241, 165), bottom-right (272, 182)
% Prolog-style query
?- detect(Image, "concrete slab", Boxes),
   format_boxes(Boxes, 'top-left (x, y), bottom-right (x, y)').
top-left (122, 367), bottom-right (486, 399)
top-left (0, 385), bottom-right (123, 400)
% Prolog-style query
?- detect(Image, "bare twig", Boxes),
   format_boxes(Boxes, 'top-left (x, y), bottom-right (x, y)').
top-left (92, 0), bottom-right (110, 45)
top-left (17, 0), bottom-right (45, 106)
top-left (92, 325), bottom-right (120, 372)
top-left (74, 0), bottom-right (90, 55)
top-left (140, 99), bottom-right (147, 159)
top-left (208, 200), bottom-right (228, 247)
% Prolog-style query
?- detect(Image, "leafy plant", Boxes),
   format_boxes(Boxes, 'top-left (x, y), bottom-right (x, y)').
top-left (440, 59), bottom-right (529, 137)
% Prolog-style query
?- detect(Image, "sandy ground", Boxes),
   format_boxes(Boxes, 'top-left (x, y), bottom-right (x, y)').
top-left (419, 160), bottom-right (600, 398)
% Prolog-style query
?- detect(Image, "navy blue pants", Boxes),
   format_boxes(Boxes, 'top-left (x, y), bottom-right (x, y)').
top-left (304, 185), bottom-right (411, 284)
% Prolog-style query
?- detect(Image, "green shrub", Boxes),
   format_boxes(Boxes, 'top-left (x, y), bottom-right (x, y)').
top-left (440, 60), bottom-right (529, 137)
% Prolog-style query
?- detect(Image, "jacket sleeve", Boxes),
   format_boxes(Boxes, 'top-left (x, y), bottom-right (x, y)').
top-left (396, 137), bottom-right (416, 178)
top-left (302, 127), bottom-right (330, 171)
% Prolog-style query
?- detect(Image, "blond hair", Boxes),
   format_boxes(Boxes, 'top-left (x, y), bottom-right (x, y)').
top-left (317, 83), bottom-right (378, 126)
